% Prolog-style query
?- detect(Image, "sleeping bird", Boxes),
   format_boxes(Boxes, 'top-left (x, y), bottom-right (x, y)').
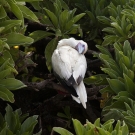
top-left (51, 38), bottom-right (88, 108)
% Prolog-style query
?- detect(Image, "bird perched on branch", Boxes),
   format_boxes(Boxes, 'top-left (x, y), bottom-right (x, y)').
top-left (51, 38), bottom-right (88, 108)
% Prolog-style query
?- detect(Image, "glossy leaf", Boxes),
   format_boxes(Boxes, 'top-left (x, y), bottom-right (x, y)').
top-left (7, 0), bottom-right (24, 25)
top-left (45, 38), bottom-right (58, 72)
top-left (20, 115), bottom-right (38, 134)
top-left (44, 8), bottom-right (58, 28)
top-left (123, 74), bottom-right (135, 95)
top-left (5, 32), bottom-right (34, 46)
top-left (29, 30), bottom-right (54, 42)
top-left (0, 20), bottom-right (22, 33)
top-left (18, 5), bottom-right (39, 22)
top-left (0, 5), bottom-right (7, 19)
top-left (102, 68), bottom-right (119, 79)
top-left (72, 119), bottom-right (85, 135)
top-left (0, 86), bottom-right (14, 102)
top-left (0, 68), bottom-right (14, 80)
top-left (84, 74), bottom-right (107, 85)
top-left (0, 78), bottom-right (26, 90)
top-left (107, 78), bottom-right (126, 94)
top-left (96, 45), bottom-right (112, 58)
top-left (53, 127), bottom-right (73, 135)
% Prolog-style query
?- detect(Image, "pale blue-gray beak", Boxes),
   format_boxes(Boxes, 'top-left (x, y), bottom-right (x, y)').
top-left (75, 42), bottom-right (85, 54)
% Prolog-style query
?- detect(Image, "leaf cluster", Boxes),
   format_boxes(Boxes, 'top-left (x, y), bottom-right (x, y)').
top-left (53, 118), bottom-right (129, 135)
top-left (0, 0), bottom-right (41, 102)
top-left (0, 104), bottom-right (41, 135)
top-left (85, 40), bottom-right (135, 131)
top-left (98, 0), bottom-right (135, 45)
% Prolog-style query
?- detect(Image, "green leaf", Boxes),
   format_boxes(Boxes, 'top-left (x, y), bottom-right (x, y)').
top-left (126, 24), bottom-right (132, 33)
top-left (84, 74), bottom-right (107, 85)
top-left (114, 120), bottom-right (120, 133)
top-left (73, 13), bottom-right (86, 23)
top-left (18, 5), bottom-right (39, 22)
top-left (16, 0), bottom-right (42, 1)
top-left (119, 52), bottom-right (130, 69)
top-left (121, 121), bottom-right (129, 135)
top-left (0, 5), bottom-right (7, 19)
top-left (100, 86), bottom-right (115, 94)
top-left (103, 119), bottom-right (114, 132)
top-left (3, 50), bottom-right (15, 66)
top-left (102, 27), bottom-right (115, 34)
top-left (5, 32), bottom-right (34, 46)
top-left (0, 27), bottom-right (5, 33)
top-left (86, 11), bottom-right (95, 21)
top-left (57, 113), bottom-right (68, 119)
top-left (102, 35), bottom-right (118, 46)
top-left (53, 127), bottom-right (73, 135)
top-left (44, 8), bottom-right (58, 28)
top-left (94, 118), bottom-right (100, 126)
top-left (7, 0), bottom-right (24, 25)
top-left (29, 1), bottom-right (41, 10)
top-left (59, 10), bottom-right (69, 31)
top-left (29, 30), bottom-right (54, 42)
top-left (59, 0), bottom-right (69, 10)
top-left (0, 86), bottom-right (14, 102)
top-left (0, 78), bottom-right (26, 90)
top-left (72, 119), bottom-right (85, 135)
top-left (66, 13), bottom-right (85, 29)
top-left (21, 115), bottom-right (38, 134)
top-left (5, 104), bottom-right (20, 132)
top-left (111, 22), bottom-right (125, 36)
top-left (99, 54), bottom-right (121, 75)
top-left (34, 12), bottom-right (53, 26)
top-left (0, 20), bottom-right (22, 33)
top-left (103, 109), bottom-right (124, 121)
top-left (123, 40), bottom-right (132, 57)
top-left (132, 51), bottom-right (135, 64)
top-left (97, 127), bottom-right (109, 135)
top-left (107, 78), bottom-right (126, 94)
top-left (97, 16), bottom-right (110, 25)
top-left (102, 68), bottom-right (119, 79)
top-left (124, 116), bottom-right (135, 126)
top-left (123, 74), bottom-right (135, 95)
top-left (96, 45), bottom-right (112, 58)
top-left (0, 127), bottom-right (14, 135)
top-left (45, 38), bottom-right (58, 72)
top-left (0, 68), bottom-right (14, 80)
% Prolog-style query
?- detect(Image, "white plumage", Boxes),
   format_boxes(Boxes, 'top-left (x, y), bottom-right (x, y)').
top-left (51, 38), bottom-right (88, 108)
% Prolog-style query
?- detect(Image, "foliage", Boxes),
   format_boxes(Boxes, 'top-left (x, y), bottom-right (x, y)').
top-left (97, 0), bottom-right (135, 46)
top-left (84, 40), bottom-right (135, 131)
top-left (0, 104), bottom-right (41, 135)
top-left (103, 96), bottom-right (135, 131)
top-left (53, 118), bottom-right (129, 135)
top-left (66, 0), bottom-right (110, 40)
top-left (57, 106), bottom-right (72, 128)
top-left (0, 0), bottom-right (40, 103)
top-left (29, 0), bottom-right (86, 71)
top-left (1, 0), bottom-right (135, 134)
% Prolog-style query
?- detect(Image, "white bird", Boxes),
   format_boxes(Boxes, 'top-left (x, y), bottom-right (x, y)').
top-left (51, 38), bottom-right (88, 108)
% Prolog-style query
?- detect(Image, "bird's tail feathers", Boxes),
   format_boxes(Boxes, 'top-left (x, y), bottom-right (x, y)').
top-left (72, 81), bottom-right (87, 109)
top-left (71, 95), bottom-right (81, 103)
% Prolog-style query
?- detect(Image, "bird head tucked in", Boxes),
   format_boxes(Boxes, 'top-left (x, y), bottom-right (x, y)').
top-left (57, 38), bottom-right (88, 54)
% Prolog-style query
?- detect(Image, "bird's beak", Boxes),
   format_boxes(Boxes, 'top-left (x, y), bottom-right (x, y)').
top-left (75, 43), bottom-right (85, 54)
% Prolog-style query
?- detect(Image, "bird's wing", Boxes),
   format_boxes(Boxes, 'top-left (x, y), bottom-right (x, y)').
top-left (72, 55), bottom-right (87, 85)
top-left (52, 46), bottom-right (77, 81)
